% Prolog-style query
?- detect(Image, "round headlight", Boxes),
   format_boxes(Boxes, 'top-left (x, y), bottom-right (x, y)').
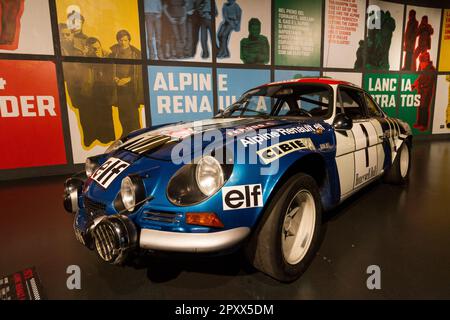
top-left (120, 177), bottom-right (136, 212)
top-left (195, 156), bottom-right (224, 196)
top-left (85, 158), bottom-right (99, 177)
top-left (105, 139), bottom-right (123, 154)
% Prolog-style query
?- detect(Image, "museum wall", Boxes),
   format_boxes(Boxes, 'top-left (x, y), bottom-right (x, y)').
top-left (0, 0), bottom-right (449, 180)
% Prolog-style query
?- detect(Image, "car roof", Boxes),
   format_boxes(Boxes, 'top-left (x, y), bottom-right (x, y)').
top-left (259, 77), bottom-right (359, 88)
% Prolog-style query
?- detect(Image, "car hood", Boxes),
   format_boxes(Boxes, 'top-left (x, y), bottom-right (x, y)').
top-left (117, 117), bottom-right (329, 162)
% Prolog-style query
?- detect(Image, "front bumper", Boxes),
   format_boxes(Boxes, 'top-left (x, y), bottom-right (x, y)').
top-left (139, 227), bottom-right (251, 253)
top-left (73, 210), bottom-right (251, 263)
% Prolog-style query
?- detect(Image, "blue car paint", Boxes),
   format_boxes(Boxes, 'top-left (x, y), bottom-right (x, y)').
top-left (74, 118), bottom-right (343, 239)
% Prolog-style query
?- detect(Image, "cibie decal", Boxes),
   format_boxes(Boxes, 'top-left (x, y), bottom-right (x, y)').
top-left (222, 184), bottom-right (263, 211)
top-left (91, 157), bottom-right (130, 188)
top-left (240, 123), bottom-right (325, 146)
top-left (257, 139), bottom-right (315, 164)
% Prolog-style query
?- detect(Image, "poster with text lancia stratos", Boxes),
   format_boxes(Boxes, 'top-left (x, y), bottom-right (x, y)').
top-left (0, 0), bottom-right (54, 55)
top-left (323, 0), bottom-right (365, 69)
top-left (275, 0), bottom-right (322, 67)
top-left (401, 5), bottom-right (441, 72)
top-left (364, 0), bottom-right (404, 71)
top-left (363, 73), bottom-right (399, 118)
top-left (431, 75), bottom-right (450, 134)
top-left (0, 60), bottom-right (66, 170)
top-left (215, 0), bottom-right (271, 65)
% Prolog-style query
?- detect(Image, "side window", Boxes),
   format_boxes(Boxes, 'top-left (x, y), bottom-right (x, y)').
top-left (277, 101), bottom-right (291, 116)
top-left (364, 93), bottom-right (383, 118)
top-left (275, 86), bottom-right (331, 117)
top-left (337, 87), bottom-right (366, 120)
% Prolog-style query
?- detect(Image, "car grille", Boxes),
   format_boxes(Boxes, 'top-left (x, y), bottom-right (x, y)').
top-left (142, 211), bottom-right (178, 224)
top-left (84, 197), bottom-right (106, 216)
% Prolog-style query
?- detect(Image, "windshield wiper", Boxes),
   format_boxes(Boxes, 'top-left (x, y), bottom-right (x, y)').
top-left (244, 108), bottom-right (270, 116)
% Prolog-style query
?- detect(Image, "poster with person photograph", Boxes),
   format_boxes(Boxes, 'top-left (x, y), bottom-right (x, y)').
top-left (63, 62), bottom-right (145, 164)
top-left (431, 75), bottom-right (450, 134)
top-left (0, 0), bottom-right (54, 55)
top-left (215, 0), bottom-right (271, 65)
top-left (274, 0), bottom-right (322, 67)
top-left (148, 65), bottom-right (214, 125)
top-left (401, 5), bottom-right (441, 72)
top-left (399, 73), bottom-right (436, 135)
top-left (0, 60), bottom-right (66, 169)
top-left (323, 71), bottom-right (362, 86)
top-left (56, 0), bottom-right (141, 59)
top-left (363, 73), bottom-right (399, 117)
top-left (364, 0), bottom-right (403, 71)
top-left (144, 0), bottom-right (214, 62)
top-left (323, 0), bottom-right (366, 69)
top-left (438, 9), bottom-right (450, 72)
top-left (217, 68), bottom-right (270, 110)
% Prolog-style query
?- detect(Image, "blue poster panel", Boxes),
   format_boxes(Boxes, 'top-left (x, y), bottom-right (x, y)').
top-left (217, 68), bottom-right (270, 110)
top-left (148, 66), bottom-right (214, 125)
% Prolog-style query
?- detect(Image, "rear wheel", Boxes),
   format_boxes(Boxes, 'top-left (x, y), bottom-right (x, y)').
top-left (244, 173), bottom-right (323, 282)
top-left (383, 142), bottom-right (411, 185)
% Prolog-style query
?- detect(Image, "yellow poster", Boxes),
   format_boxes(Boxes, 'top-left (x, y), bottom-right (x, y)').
top-left (439, 9), bottom-right (450, 71)
top-left (56, 0), bottom-right (141, 58)
top-left (63, 62), bottom-right (145, 163)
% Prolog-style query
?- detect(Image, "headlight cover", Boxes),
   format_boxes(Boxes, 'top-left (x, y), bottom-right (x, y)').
top-left (105, 139), bottom-right (123, 154)
top-left (196, 156), bottom-right (224, 196)
top-left (120, 177), bottom-right (136, 212)
top-left (119, 175), bottom-right (146, 213)
top-left (85, 157), bottom-right (99, 177)
top-left (167, 156), bottom-right (233, 206)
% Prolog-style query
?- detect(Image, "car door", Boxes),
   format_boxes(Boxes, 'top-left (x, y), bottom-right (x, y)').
top-left (363, 92), bottom-right (387, 177)
top-left (335, 86), bottom-right (379, 199)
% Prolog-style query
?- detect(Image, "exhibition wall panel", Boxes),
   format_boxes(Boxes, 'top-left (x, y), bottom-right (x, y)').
top-left (0, 0), bottom-right (449, 179)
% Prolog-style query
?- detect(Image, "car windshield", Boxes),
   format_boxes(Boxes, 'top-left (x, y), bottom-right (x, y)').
top-left (218, 83), bottom-right (333, 118)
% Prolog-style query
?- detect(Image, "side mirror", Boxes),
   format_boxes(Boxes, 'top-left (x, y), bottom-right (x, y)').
top-left (333, 113), bottom-right (353, 131)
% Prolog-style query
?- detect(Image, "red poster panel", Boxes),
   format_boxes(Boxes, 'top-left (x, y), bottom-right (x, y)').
top-left (0, 60), bottom-right (67, 169)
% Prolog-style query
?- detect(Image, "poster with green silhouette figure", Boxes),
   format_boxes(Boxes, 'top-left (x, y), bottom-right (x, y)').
top-left (362, 0), bottom-right (403, 71)
top-left (240, 18), bottom-right (270, 64)
top-left (364, 73), bottom-right (399, 118)
top-left (275, 0), bottom-right (322, 67)
top-left (216, 0), bottom-right (271, 64)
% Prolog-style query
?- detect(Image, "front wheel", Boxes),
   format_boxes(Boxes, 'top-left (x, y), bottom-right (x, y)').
top-left (244, 173), bottom-right (323, 282)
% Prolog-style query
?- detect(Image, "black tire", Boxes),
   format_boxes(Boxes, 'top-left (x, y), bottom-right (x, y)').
top-left (383, 141), bottom-right (411, 185)
top-left (244, 173), bottom-right (323, 282)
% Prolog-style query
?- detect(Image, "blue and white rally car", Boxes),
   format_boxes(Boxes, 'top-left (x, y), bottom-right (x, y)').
top-left (63, 78), bottom-right (412, 282)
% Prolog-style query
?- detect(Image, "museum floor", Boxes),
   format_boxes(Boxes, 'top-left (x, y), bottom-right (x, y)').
top-left (1, 139), bottom-right (449, 299)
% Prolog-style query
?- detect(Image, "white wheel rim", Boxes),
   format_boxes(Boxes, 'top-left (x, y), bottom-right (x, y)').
top-left (281, 189), bottom-right (316, 265)
top-left (400, 145), bottom-right (409, 178)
